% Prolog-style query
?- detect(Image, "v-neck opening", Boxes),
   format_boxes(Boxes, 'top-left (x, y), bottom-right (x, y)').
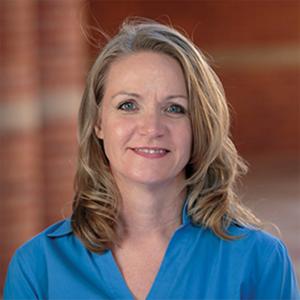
top-left (97, 199), bottom-right (191, 299)
top-left (107, 251), bottom-right (134, 299)
top-left (103, 222), bottom-right (189, 300)
top-left (145, 224), bottom-right (187, 299)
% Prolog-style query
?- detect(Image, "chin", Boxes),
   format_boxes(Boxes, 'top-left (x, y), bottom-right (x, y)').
top-left (126, 170), bottom-right (185, 187)
top-left (129, 175), bottom-right (169, 186)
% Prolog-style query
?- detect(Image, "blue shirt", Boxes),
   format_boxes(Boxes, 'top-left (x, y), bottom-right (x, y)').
top-left (4, 203), bottom-right (300, 299)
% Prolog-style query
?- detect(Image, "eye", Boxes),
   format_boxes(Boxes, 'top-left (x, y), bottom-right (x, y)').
top-left (165, 104), bottom-right (186, 114)
top-left (117, 101), bottom-right (137, 112)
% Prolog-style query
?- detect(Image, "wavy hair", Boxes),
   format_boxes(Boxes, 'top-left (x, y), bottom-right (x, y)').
top-left (71, 18), bottom-right (262, 252)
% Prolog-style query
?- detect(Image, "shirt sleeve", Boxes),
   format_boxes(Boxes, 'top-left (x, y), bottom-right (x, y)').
top-left (4, 249), bottom-right (39, 300)
top-left (254, 238), bottom-right (300, 299)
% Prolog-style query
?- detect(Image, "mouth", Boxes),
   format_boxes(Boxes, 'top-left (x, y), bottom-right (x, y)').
top-left (130, 147), bottom-right (170, 158)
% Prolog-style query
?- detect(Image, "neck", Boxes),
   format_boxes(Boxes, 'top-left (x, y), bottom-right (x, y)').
top-left (114, 177), bottom-right (186, 242)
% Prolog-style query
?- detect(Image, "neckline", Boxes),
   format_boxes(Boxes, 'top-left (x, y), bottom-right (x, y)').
top-left (103, 221), bottom-right (189, 299)
top-left (99, 199), bottom-right (191, 299)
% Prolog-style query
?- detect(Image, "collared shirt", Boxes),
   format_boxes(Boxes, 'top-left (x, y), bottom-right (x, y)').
top-left (4, 202), bottom-right (300, 299)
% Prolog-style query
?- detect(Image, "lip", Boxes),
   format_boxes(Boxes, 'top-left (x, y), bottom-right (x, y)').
top-left (130, 147), bottom-right (170, 159)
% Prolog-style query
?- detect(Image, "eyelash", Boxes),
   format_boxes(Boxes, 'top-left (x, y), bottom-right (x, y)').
top-left (117, 101), bottom-right (137, 111)
top-left (117, 101), bottom-right (187, 115)
top-left (165, 104), bottom-right (186, 114)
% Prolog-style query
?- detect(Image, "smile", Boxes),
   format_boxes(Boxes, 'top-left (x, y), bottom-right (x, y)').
top-left (131, 147), bottom-right (170, 158)
top-left (134, 147), bottom-right (169, 154)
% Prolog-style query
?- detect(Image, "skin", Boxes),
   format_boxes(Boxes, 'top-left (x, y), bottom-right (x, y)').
top-left (94, 51), bottom-right (192, 299)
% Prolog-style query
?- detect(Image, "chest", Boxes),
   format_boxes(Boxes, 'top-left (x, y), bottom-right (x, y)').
top-left (112, 247), bottom-right (166, 300)
top-left (47, 248), bottom-right (247, 300)
top-left (46, 228), bottom-right (252, 299)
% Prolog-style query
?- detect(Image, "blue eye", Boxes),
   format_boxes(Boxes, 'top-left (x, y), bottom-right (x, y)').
top-left (166, 104), bottom-right (186, 114)
top-left (118, 101), bottom-right (137, 111)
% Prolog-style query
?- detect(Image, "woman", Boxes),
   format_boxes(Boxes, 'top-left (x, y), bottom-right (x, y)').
top-left (4, 19), bottom-right (299, 299)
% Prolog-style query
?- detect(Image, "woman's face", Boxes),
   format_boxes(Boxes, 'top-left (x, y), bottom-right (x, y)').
top-left (95, 51), bottom-right (192, 187)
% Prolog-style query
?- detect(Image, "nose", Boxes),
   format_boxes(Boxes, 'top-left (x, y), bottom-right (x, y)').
top-left (138, 110), bottom-right (166, 137)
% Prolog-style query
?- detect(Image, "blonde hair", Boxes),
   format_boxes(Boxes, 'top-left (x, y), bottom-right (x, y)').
top-left (72, 18), bottom-right (262, 252)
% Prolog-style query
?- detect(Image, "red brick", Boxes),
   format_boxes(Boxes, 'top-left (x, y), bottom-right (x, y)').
top-left (88, 0), bottom-right (300, 49)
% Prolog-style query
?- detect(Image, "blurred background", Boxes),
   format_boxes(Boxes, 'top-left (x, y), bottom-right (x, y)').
top-left (0, 0), bottom-right (299, 291)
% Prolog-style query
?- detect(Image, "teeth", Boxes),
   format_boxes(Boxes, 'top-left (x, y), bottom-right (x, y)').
top-left (135, 148), bottom-right (167, 154)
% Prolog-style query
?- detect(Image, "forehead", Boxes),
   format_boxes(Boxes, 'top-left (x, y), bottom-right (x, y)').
top-left (104, 51), bottom-right (187, 96)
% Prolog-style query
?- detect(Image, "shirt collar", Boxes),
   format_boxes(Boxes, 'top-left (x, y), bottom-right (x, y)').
top-left (47, 218), bottom-right (73, 238)
top-left (182, 199), bottom-right (191, 225)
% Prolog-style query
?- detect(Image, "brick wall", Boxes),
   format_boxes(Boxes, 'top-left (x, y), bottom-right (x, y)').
top-left (88, 0), bottom-right (300, 158)
top-left (0, 0), bottom-right (87, 291)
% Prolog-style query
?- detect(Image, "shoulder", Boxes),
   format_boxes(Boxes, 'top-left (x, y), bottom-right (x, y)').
top-left (232, 223), bottom-right (284, 246)
top-left (195, 221), bottom-right (284, 251)
top-left (228, 223), bottom-right (282, 243)
top-left (189, 222), bottom-right (289, 268)
top-left (19, 218), bottom-right (71, 245)
top-left (226, 225), bottom-right (300, 298)
top-left (11, 219), bottom-right (73, 266)
top-left (225, 224), bottom-right (296, 279)
top-left (226, 223), bottom-right (287, 256)
top-left (4, 219), bottom-right (74, 298)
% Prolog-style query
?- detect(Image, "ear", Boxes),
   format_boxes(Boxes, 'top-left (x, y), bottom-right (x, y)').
top-left (94, 124), bottom-right (103, 139)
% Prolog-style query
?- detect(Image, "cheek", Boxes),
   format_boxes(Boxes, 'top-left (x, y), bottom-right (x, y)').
top-left (179, 122), bottom-right (192, 155)
top-left (102, 118), bottom-right (134, 152)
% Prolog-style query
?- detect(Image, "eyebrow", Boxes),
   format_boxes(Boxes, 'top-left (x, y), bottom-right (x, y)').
top-left (111, 92), bottom-right (141, 100)
top-left (111, 91), bottom-right (188, 101)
